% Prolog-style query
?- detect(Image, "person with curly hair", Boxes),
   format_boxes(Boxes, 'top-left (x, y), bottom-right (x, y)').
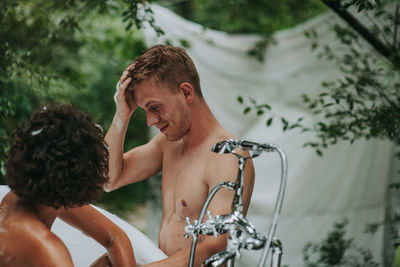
top-left (0, 102), bottom-right (136, 267)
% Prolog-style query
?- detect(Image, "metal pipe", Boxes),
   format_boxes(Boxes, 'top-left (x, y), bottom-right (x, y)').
top-left (231, 156), bottom-right (246, 213)
top-left (270, 239), bottom-right (283, 267)
top-left (227, 258), bottom-right (235, 267)
top-left (188, 181), bottom-right (236, 266)
top-left (187, 140), bottom-right (288, 267)
top-left (257, 145), bottom-right (288, 267)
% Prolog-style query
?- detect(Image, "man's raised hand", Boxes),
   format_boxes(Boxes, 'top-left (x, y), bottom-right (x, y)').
top-left (114, 64), bottom-right (136, 120)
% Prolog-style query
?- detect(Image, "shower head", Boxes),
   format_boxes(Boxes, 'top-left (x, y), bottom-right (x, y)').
top-left (211, 140), bottom-right (233, 154)
top-left (212, 139), bottom-right (275, 156)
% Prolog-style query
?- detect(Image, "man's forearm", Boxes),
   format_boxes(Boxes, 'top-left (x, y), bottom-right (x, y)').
top-left (104, 114), bottom-right (130, 190)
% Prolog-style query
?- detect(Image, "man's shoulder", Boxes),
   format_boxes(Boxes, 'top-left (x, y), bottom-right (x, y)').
top-left (150, 132), bottom-right (168, 147)
top-left (205, 128), bottom-right (255, 176)
top-left (206, 127), bottom-right (236, 154)
top-left (146, 132), bottom-right (170, 154)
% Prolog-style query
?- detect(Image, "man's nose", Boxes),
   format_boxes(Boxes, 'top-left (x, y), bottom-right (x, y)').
top-left (147, 113), bottom-right (159, 127)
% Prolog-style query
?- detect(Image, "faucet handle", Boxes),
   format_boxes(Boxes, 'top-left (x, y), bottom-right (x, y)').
top-left (185, 217), bottom-right (192, 225)
top-left (204, 211), bottom-right (219, 237)
top-left (206, 210), bottom-right (213, 219)
top-left (184, 217), bottom-right (194, 239)
top-left (184, 217), bottom-right (200, 239)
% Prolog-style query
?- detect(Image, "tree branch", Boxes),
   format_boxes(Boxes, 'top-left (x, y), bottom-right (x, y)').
top-left (321, 0), bottom-right (400, 68)
top-left (393, 4), bottom-right (399, 50)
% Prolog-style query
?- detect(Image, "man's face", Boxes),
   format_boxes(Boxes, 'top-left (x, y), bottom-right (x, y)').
top-left (134, 79), bottom-right (191, 141)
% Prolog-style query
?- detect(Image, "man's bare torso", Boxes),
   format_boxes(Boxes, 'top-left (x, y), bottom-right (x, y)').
top-left (157, 132), bottom-right (235, 255)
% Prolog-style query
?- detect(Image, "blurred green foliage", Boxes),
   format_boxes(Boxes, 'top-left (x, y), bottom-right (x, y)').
top-left (158, 0), bottom-right (326, 61)
top-left (161, 0), bottom-right (326, 34)
top-left (237, 0), bottom-right (400, 158)
top-left (1, 0), bottom-right (328, 216)
top-left (0, 0), bottom-right (151, 215)
top-left (303, 219), bottom-right (379, 267)
top-left (234, 1), bottom-right (399, 265)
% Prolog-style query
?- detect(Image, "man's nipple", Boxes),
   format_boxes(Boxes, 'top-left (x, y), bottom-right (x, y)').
top-left (175, 198), bottom-right (188, 220)
top-left (181, 199), bottom-right (187, 207)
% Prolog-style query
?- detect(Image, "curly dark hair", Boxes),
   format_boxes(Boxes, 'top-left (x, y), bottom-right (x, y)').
top-left (5, 102), bottom-right (109, 209)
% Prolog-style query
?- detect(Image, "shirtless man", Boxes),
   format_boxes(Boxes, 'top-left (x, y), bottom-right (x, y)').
top-left (104, 44), bottom-right (255, 266)
top-left (0, 103), bottom-right (136, 267)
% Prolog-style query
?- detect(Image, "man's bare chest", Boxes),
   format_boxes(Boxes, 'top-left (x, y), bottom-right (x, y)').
top-left (161, 153), bottom-right (210, 220)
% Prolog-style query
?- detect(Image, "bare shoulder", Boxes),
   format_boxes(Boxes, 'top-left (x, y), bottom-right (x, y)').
top-left (206, 128), bottom-right (254, 167)
top-left (205, 129), bottom-right (255, 184)
top-left (203, 128), bottom-right (255, 214)
top-left (33, 231), bottom-right (74, 267)
top-left (149, 132), bottom-right (170, 153)
top-left (0, 216), bottom-right (73, 267)
top-left (206, 128), bottom-right (255, 197)
top-left (151, 132), bottom-right (168, 146)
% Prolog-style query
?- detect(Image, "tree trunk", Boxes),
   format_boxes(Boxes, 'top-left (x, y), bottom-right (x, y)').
top-left (384, 146), bottom-right (400, 267)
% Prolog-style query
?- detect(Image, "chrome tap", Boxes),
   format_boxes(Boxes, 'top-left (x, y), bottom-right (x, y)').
top-left (184, 139), bottom-right (288, 267)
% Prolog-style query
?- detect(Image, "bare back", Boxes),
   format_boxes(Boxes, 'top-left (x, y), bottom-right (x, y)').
top-left (0, 194), bottom-right (73, 267)
top-left (157, 129), bottom-right (255, 255)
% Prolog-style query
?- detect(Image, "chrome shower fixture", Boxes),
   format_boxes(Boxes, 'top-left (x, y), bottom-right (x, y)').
top-left (184, 139), bottom-right (288, 267)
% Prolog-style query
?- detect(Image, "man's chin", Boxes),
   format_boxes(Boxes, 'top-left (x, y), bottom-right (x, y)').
top-left (162, 132), bottom-right (181, 142)
top-left (165, 135), bottom-right (180, 142)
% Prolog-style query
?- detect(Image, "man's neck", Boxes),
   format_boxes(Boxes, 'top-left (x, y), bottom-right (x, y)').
top-left (181, 97), bottom-right (221, 150)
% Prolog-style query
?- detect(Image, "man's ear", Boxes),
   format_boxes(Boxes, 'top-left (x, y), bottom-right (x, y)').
top-left (179, 82), bottom-right (194, 104)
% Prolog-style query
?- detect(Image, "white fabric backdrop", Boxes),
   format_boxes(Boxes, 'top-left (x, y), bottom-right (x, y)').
top-left (140, 4), bottom-right (392, 266)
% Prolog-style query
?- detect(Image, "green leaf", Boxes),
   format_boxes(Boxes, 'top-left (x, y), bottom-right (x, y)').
top-left (257, 104), bottom-right (271, 110)
top-left (323, 103), bottom-right (334, 108)
top-left (311, 42), bottom-right (318, 50)
top-left (179, 39), bottom-right (191, 48)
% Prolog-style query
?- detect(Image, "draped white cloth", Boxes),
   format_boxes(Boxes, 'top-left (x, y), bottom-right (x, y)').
top-left (141, 4), bottom-right (392, 266)
top-left (0, 186), bottom-right (167, 266)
